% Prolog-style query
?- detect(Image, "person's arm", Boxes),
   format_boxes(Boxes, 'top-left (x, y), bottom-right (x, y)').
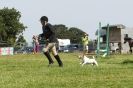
top-left (85, 36), bottom-right (88, 40)
top-left (32, 36), bottom-right (36, 42)
top-left (47, 23), bottom-right (56, 42)
top-left (47, 23), bottom-right (55, 33)
top-left (38, 33), bottom-right (44, 38)
top-left (82, 36), bottom-right (88, 42)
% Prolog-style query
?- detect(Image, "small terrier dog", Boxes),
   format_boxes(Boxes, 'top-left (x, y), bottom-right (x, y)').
top-left (79, 55), bottom-right (98, 66)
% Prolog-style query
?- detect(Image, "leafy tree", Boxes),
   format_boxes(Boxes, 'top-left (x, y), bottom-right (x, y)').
top-left (53, 24), bottom-right (85, 44)
top-left (0, 7), bottom-right (26, 46)
top-left (54, 24), bottom-right (68, 39)
top-left (16, 35), bottom-right (26, 44)
top-left (0, 15), bottom-right (5, 41)
top-left (68, 27), bottom-right (84, 43)
top-left (15, 35), bottom-right (26, 49)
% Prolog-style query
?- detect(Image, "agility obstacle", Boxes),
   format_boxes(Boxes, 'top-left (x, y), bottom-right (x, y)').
top-left (96, 22), bottom-right (110, 57)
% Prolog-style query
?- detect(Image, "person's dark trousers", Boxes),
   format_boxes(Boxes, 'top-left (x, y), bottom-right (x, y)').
top-left (44, 52), bottom-right (54, 64)
top-left (54, 55), bottom-right (63, 67)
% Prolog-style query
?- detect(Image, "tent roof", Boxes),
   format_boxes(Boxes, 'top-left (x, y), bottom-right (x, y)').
top-left (102, 24), bottom-right (126, 29)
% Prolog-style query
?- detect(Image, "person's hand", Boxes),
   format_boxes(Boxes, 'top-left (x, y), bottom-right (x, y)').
top-left (46, 39), bottom-right (49, 42)
top-left (37, 35), bottom-right (42, 40)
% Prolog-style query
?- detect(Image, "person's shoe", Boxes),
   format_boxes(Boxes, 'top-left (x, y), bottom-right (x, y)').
top-left (59, 63), bottom-right (63, 67)
top-left (54, 55), bottom-right (63, 67)
top-left (48, 62), bottom-right (54, 67)
top-left (44, 52), bottom-right (54, 64)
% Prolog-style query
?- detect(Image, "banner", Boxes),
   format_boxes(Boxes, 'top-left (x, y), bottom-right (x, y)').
top-left (0, 47), bottom-right (14, 55)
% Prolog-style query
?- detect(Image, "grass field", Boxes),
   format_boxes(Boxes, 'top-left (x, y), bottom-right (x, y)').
top-left (0, 53), bottom-right (133, 88)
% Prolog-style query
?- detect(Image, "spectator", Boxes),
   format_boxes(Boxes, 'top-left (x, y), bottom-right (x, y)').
top-left (81, 32), bottom-right (89, 56)
top-left (32, 35), bottom-right (39, 54)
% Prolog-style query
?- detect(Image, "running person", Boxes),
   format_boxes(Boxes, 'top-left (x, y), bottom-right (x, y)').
top-left (39, 16), bottom-right (63, 67)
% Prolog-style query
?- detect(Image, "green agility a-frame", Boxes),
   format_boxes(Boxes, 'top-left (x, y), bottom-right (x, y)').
top-left (96, 22), bottom-right (110, 57)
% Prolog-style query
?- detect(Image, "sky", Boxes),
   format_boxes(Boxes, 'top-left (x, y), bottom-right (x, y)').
top-left (1, 0), bottom-right (133, 44)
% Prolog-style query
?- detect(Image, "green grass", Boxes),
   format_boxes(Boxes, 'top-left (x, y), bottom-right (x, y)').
top-left (0, 53), bottom-right (133, 88)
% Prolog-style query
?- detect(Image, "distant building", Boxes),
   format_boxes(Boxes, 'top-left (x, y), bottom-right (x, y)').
top-left (95, 24), bottom-right (133, 53)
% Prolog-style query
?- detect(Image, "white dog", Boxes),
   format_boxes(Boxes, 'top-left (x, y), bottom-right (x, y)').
top-left (79, 55), bottom-right (98, 66)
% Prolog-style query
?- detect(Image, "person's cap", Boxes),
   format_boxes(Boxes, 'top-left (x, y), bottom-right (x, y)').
top-left (40, 16), bottom-right (48, 22)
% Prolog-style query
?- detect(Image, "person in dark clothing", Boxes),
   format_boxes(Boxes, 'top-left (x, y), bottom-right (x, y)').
top-left (39, 16), bottom-right (63, 67)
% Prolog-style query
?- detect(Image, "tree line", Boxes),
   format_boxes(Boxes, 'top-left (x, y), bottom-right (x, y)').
top-left (53, 24), bottom-right (85, 43)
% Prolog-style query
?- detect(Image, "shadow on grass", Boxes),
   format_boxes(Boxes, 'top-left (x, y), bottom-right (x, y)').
top-left (122, 60), bottom-right (133, 64)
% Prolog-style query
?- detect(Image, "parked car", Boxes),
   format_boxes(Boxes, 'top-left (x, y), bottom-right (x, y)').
top-left (63, 44), bottom-right (83, 52)
top-left (24, 47), bottom-right (34, 53)
top-left (15, 47), bottom-right (33, 54)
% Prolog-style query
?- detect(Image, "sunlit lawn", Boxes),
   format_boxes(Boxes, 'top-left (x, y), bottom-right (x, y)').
top-left (0, 53), bottom-right (133, 88)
